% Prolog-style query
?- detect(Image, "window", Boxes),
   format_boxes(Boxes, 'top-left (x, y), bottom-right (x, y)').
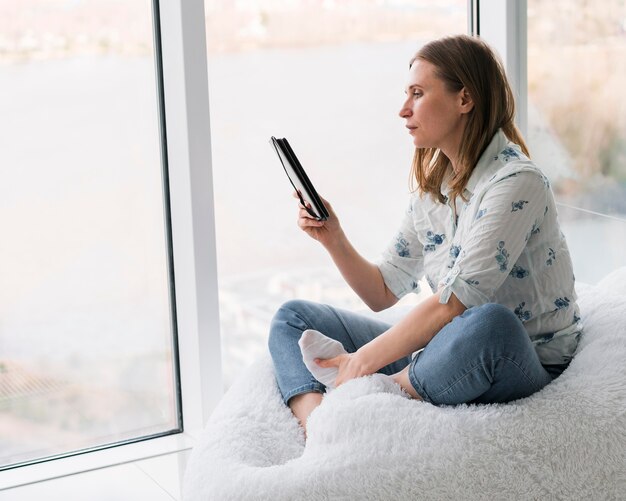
top-left (203, 0), bottom-right (468, 391)
top-left (526, 0), bottom-right (626, 283)
top-left (0, 0), bottom-right (180, 469)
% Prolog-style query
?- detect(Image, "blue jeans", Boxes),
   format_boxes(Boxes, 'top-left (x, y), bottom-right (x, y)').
top-left (268, 299), bottom-right (567, 406)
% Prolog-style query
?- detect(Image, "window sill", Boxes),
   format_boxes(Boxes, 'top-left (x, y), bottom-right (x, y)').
top-left (0, 430), bottom-right (199, 491)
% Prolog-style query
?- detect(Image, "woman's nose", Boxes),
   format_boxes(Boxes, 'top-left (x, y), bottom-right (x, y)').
top-left (399, 102), bottom-right (411, 118)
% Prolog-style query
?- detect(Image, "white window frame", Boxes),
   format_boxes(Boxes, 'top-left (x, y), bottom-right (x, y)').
top-left (475, 0), bottom-right (528, 137)
top-left (0, 0), bottom-right (222, 490)
top-left (159, 0), bottom-right (223, 436)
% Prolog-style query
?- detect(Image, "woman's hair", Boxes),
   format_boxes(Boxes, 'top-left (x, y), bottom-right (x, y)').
top-left (409, 34), bottom-right (529, 203)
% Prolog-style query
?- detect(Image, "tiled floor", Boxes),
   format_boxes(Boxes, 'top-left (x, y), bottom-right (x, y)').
top-left (0, 450), bottom-right (191, 501)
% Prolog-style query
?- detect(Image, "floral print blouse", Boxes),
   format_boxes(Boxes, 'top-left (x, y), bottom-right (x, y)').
top-left (377, 129), bottom-right (583, 365)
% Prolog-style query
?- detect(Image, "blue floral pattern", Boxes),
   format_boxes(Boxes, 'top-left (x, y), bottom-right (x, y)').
top-left (525, 220), bottom-right (541, 242)
top-left (554, 297), bottom-right (570, 310)
top-left (511, 200), bottom-right (529, 212)
top-left (394, 233), bottom-right (410, 257)
top-left (546, 248), bottom-right (556, 266)
top-left (424, 230), bottom-right (445, 253)
top-left (509, 264), bottom-right (529, 279)
top-left (476, 208), bottom-right (488, 220)
top-left (500, 146), bottom-right (520, 162)
top-left (447, 244), bottom-right (462, 268)
top-left (495, 241), bottom-right (509, 272)
top-left (515, 302), bottom-right (532, 322)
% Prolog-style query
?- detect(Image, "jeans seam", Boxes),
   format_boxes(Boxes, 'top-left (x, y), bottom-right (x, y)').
top-left (285, 316), bottom-right (311, 334)
top-left (281, 300), bottom-right (320, 333)
top-left (286, 303), bottom-right (339, 340)
top-left (282, 382), bottom-right (325, 406)
top-left (407, 354), bottom-right (433, 404)
top-left (429, 355), bottom-right (545, 401)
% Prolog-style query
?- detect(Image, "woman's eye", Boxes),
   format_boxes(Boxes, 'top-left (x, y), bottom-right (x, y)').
top-left (412, 91), bottom-right (422, 98)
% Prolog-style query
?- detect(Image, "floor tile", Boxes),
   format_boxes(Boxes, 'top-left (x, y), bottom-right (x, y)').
top-left (134, 450), bottom-right (191, 501)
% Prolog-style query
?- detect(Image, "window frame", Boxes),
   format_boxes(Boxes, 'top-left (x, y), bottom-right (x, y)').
top-left (475, 0), bottom-right (528, 137)
top-left (0, 0), bottom-right (222, 489)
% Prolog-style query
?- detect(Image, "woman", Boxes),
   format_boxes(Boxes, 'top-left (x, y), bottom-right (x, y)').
top-left (268, 34), bottom-right (583, 439)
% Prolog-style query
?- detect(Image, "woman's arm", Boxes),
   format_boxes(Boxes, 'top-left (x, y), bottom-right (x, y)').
top-left (315, 289), bottom-right (467, 386)
top-left (357, 289), bottom-right (467, 372)
top-left (295, 193), bottom-right (399, 311)
top-left (324, 232), bottom-right (399, 312)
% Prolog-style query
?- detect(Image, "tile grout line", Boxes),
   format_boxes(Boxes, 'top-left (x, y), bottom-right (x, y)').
top-left (133, 461), bottom-right (179, 501)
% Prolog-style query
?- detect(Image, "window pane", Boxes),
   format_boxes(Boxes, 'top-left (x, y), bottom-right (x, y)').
top-left (0, 0), bottom-right (179, 468)
top-left (527, 0), bottom-right (626, 283)
top-left (203, 1), bottom-right (467, 390)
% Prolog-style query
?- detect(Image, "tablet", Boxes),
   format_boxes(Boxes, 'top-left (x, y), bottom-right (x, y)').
top-left (270, 136), bottom-right (329, 221)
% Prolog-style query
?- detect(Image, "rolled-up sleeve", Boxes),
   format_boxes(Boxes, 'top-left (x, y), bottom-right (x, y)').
top-left (376, 200), bottom-right (424, 299)
top-left (439, 171), bottom-right (549, 308)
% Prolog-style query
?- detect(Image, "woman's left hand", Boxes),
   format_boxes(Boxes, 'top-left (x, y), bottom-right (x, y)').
top-left (315, 352), bottom-right (374, 387)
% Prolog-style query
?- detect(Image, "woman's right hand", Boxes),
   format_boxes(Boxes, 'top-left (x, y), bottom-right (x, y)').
top-left (294, 191), bottom-right (343, 249)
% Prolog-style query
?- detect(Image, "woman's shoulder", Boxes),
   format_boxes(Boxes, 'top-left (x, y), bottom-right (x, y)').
top-left (481, 154), bottom-right (551, 194)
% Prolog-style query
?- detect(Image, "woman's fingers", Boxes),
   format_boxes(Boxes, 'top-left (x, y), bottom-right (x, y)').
top-left (298, 212), bottom-right (324, 228)
top-left (294, 192), bottom-right (330, 232)
top-left (315, 356), bottom-right (338, 368)
top-left (298, 206), bottom-right (319, 218)
top-left (294, 190), bottom-right (328, 211)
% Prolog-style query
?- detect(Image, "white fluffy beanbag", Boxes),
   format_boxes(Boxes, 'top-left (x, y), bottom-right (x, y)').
top-left (183, 269), bottom-right (626, 500)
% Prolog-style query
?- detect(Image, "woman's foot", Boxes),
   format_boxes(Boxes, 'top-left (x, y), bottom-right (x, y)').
top-left (391, 365), bottom-right (422, 400)
top-left (288, 391), bottom-right (324, 440)
top-left (298, 329), bottom-right (347, 388)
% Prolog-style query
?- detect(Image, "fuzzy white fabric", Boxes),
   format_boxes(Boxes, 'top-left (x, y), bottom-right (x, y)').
top-left (183, 269), bottom-right (626, 501)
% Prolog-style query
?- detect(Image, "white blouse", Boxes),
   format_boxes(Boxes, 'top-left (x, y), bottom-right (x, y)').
top-left (377, 129), bottom-right (583, 365)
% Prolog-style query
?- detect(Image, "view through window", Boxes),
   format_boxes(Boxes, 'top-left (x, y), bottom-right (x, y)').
top-left (527, 0), bottom-right (626, 283)
top-left (203, 0), bottom-right (468, 391)
top-left (0, 0), bottom-right (180, 468)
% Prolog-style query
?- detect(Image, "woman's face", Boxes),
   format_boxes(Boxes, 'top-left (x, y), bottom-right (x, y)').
top-left (399, 59), bottom-right (472, 154)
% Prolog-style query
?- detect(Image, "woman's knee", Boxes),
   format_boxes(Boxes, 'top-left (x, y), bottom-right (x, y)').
top-left (271, 299), bottom-right (316, 326)
top-left (475, 303), bottom-right (520, 329)
top-left (268, 299), bottom-right (319, 351)
top-left (452, 302), bottom-right (526, 349)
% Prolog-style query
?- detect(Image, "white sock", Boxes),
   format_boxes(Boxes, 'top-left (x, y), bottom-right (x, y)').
top-left (298, 329), bottom-right (348, 389)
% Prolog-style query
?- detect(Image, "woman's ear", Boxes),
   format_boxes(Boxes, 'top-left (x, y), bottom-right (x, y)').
top-left (459, 87), bottom-right (474, 114)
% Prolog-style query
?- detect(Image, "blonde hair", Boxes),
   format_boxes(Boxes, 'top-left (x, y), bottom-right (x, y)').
top-left (409, 34), bottom-right (529, 203)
